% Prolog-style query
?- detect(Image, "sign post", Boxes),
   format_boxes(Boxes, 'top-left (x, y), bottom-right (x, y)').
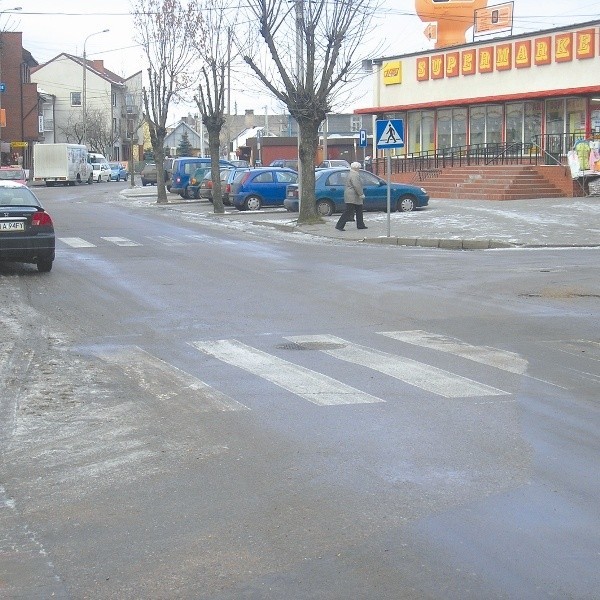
top-left (375, 119), bottom-right (405, 237)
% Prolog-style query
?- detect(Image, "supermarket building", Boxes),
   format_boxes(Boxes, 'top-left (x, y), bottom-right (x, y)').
top-left (356, 20), bottom-right (600, 197)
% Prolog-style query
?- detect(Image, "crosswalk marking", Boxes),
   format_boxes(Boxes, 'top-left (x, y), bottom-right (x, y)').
top-left (379, 330), bottom-right (528, 374)
top-left (145, 235), bottom-right (185, 246)
top-left (191, 339), bottom-right (384, 406)
top-left (96, 346), bottom-right (247, 412)
top-left (59, 237), bottom-right (96, 248)
top-left (101, 236), bottom-right (142, 247)
top-left (286, 335), bottom-right (509, 398)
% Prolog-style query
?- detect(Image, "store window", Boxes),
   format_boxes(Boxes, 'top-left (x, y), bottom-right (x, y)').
top-left (591, 99), bottom-right (600, 135)
top-left (469, 106), bottom-right (485, 146)
top-left (486, 105), bottom-right (503, 145)
top-left (407, 111), bottom-right (435, 154)
top-left (524, 102), bottom-right (542, 144)
top-left (437, 108), bottom-right (467, 149)
top-left (506, 103), bottom-right (524, 145)
top-left (437, 109), bottom-right (452, 149)
top-left (545, 99), bottom-right (565, 136)
top-left (566, 98), bottom-right (586, 135)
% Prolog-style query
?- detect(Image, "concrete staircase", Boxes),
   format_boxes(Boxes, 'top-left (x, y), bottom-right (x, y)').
top-left (413, 165), bottom-right (572, 200)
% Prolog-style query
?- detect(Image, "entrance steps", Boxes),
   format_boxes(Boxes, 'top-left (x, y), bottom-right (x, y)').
top-left (396, 165), bottom-right (575, 200)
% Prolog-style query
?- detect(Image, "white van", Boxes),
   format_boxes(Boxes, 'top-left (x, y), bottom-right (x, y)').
top-left (88, 152), bottom-right (111, 183)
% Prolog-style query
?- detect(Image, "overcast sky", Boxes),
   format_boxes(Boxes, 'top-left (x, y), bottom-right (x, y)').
top-left (8, 0), bottom-right (600, 120)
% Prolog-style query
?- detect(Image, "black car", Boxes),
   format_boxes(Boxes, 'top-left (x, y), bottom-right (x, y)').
top-left (0, 182), bottom-right (55, 272)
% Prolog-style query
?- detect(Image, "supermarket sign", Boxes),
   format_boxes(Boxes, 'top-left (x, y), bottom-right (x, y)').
top-left (416, 26), bottom-right (597, 82)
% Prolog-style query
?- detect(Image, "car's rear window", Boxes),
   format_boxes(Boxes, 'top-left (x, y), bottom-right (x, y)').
top-left (0, 169), bottom-right (25, 180)
top-left (0, 187), bottom-right (40, 206)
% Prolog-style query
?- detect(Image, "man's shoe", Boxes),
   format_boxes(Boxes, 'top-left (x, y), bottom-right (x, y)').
top-left (357, 226), bottom-right (368, 229)
top-left (335, 226), bottom-right (345, 231)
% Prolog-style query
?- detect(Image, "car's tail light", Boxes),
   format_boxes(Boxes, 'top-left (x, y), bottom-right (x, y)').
top-left (31, 211), bottom-right (53, 227)
top-left (190, 177), bottom-right (198, 185)
top-left (226, 184), bottom-right (231, 193)
top-left (207, 181), bottom-right (213, 189)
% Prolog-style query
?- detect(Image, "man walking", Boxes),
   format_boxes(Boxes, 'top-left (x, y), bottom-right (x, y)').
top-left (335, 162), bottom-right (367, 231)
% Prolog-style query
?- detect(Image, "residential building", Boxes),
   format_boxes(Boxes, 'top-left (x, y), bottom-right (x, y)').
top-left (31, 54), bottom-right (143, 161)
top-left (0, 31), bottom-right (41, 170)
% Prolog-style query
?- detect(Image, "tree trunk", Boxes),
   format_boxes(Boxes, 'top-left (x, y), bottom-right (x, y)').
top-left (297, 120), bottom-right (320, 224)
top-left (153, 142), bottom-right (168, 204)
top-left (208, 129), bottom-right (224, 214)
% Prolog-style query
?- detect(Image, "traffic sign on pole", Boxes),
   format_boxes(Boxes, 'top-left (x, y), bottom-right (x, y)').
top-left (375, 119), bottom-right (405, 149)
top-left (359, 129), bottom-right (367, 147)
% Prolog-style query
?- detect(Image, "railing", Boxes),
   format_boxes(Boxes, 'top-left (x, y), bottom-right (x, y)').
top-left (372, 142), bottom-right (545, 177)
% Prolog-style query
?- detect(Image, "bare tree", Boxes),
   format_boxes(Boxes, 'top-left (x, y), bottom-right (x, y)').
top-left (193, 0), bottom-right (232, 214)
top-left (86, 108), bottom-right (120, 157)
top-left (132, 0), bottom-right (202, 203)
top-left (243, 0), bottom-right (377, 224)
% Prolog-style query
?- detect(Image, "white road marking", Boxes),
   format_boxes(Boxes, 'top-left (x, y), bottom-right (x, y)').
top-left (286, 335), bottom-right (509, 399)
top-left (96, 346), bottom-right (247, 412)
top-left (101, 236), bottom-right (142, 246)
top-left (379, 330), bottom-right (529, 374)
top-left (59, 237), bottom-right (96, 248)
top-left (145, 235), bottom-right (185, 245)
top-left (191, 339), bottom-right (384, 406)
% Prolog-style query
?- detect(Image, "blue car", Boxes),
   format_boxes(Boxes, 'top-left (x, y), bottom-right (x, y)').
top-left (284, 167), bottom-right (429, 216)
top-left (109, 162), bottom-right (129, 181)
top-left (230, 167), bottom-right (298, 211)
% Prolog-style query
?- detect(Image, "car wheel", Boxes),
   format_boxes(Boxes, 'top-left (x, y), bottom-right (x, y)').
top-left (316, 199), bottom-right (335, 217)
top-left (244, 195), bottom-right (262, 211)
top-left (397, 195), bottom-right (416, 212)
top-left (193, 188), bottom-right (200, 200)
top-left (87, 174), bottom-right (93, 184)
top-left (141, 179), bottom-right (147, 186)
top-left (182, 187), bottom-right (191, 199)
top-left (37, 258), bottom-right (53, 273)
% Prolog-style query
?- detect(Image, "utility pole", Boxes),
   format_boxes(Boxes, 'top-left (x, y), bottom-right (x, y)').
top-left (295, 0), bottom-right (303, 210)
top-left (83, 28), bottom-right (109, 148)
top-left (226, 26), bottom-right (231, 161)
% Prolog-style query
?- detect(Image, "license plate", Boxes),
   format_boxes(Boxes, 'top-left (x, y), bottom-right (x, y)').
top-left (0, 221), bottom-right (25, 231)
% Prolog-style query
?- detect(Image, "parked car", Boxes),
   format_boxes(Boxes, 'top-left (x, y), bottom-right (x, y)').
top-left (284, 167), bottom-right (429, 215)
top-left (269, 159), bottom-right (298, 171)
top-left (0, 181), bottom-right (55, 272)
top-left (109, 162), bottom-right (129, 181)
top-left (171, 157), bottom-right (234, 198)
top-left (0, 166), bottom-right (27, 185)
top-left (229, 159), bottom-right (250, 168)
top-left (140, 163), bottom-right (157, 186)
top-left (230, 167), bottom-right (298, 211)
top-left (317, 159), bottom-right (350, 168)
top-left (89, 152), bottom-right (111, 182)
top-left (196, 167), bottom-right (238, 204)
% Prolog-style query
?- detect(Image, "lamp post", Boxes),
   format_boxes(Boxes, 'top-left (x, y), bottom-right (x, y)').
top-left (82, 28), bottom-right (109, 148)
top-left (0, 6), bottom-right (22, 162)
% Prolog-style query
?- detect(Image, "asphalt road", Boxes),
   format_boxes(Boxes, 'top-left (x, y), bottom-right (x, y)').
top-left (1, 181), bottom-right (599, 599)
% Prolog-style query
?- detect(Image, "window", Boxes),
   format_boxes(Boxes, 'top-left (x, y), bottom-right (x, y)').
top-left (351, 115), bottom-right (362, 132)
top-left (253, 172), bottom-right (274, 183)
top-left (112, 92), bottom-right (117, 107)
top-left (71, 92), bottom-right (82, 106)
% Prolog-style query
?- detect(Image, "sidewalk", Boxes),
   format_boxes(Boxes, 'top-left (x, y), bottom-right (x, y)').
top-left (119, 186), bottom-right (600, 249)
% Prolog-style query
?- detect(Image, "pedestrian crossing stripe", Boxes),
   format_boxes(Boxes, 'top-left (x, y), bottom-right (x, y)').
top-left (191, 339), bottom-right (384, 406)
top-left (59, 237), bottom-right (96, 248)
top-left (379, 330), bottom-right (528, 374)
top-left (285, 334), bottom-right (509, 398)
top-left (101, 237), bottom-right (142, 247)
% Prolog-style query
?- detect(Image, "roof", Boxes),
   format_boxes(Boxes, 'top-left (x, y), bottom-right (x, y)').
top-left (32, 53), bottom-right (127, 87)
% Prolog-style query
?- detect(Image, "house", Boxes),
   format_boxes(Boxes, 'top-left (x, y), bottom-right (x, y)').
top-left (0, 31), bottom-right (41, 170)
top-left (31, 54), bottom-right (143, 161)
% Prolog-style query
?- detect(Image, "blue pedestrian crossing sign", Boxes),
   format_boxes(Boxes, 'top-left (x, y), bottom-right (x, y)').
top-left (376, 119), bottom-right (405, 149)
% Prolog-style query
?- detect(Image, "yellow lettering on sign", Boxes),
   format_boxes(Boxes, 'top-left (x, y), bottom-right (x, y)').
top-left (479, 48), bottom-right (493, 72)
top-left (515, 40), bottom-right (531, 68)
top-left (446, 52), bottom-right (459, 77)
top-left (577, 33), bottom-right (591, 55)
top-left (535, 37), bottom-right (552, 65)
top-left (431, 57), bottom-right (444, 78)
top-left (417, 58), bottom-right (429, 81)
top-left (496, 45), bottom-right (511, 70)
top-left (383, 60), bottom-right (402, 85)
top-left (556, 38), bottom-right (570, 58)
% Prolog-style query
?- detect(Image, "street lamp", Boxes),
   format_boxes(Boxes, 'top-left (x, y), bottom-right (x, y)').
top-left (82, 28), bottom-right (109, 148)
top-left (0, 6), bottom-right (22, 160)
